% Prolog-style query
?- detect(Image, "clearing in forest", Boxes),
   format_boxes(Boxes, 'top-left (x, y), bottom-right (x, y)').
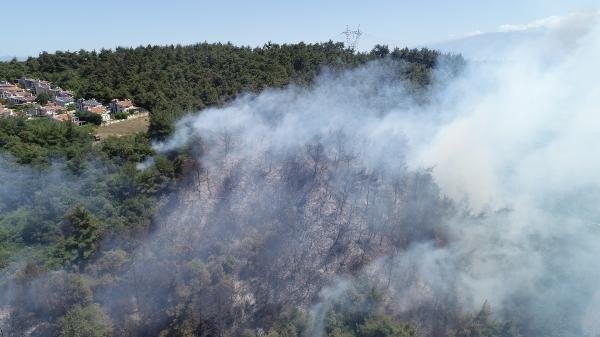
top-left (95, 116), bottom-right (149, 140)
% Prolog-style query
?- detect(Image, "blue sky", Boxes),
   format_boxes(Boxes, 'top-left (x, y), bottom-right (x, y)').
top-left (2, 0), bottom-right (599, 57)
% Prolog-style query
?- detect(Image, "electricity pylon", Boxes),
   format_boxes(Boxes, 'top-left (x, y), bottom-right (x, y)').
top-left (342, 25), bottom-right (362, 50)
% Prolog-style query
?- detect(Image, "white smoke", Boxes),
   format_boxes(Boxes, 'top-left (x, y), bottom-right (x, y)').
top-left (433, 10), bottom-right (600, 61)
top-left (151, 16), bottom-right (600, 336)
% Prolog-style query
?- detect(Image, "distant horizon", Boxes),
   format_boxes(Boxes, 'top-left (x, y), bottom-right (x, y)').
top-left (2, 0), bottom-right (598, 57)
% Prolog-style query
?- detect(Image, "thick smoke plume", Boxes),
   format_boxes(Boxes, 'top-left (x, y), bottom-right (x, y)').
top-left (3, 13), bottom-right (600, 337)
top-left (147, 15), bottom-right (600, 337)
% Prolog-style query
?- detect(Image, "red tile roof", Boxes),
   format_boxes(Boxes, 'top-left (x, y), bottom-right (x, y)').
top-left (116, 99), bottom-right (133, 108)
top-left (41, 103), bottom-right (64, 113)
top-left (0, 86), bottom-right (22, 93)
top-left (53, 114), bottom-right (71, 122)
top-left (87, 106), bottom-right (107, 114)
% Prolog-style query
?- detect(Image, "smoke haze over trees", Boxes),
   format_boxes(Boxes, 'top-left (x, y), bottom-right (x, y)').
top-left (1, 16), bottom-right (600, 337)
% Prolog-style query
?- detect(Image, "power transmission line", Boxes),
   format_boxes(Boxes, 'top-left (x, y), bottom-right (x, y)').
top-left (341, 25), bottom-right (362, 50)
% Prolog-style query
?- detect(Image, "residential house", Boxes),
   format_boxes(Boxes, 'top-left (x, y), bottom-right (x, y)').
top-left (6, 93), bottom-right (35, 105)
top-left (18, 77), bottom-right (36, 90)
top-left (33, 80), bottom-right (52, 95)
top-left (0, 80), bottom-right (16, 91)
top-left (0, 82), bottom-right (24, 99)
top-left (54, 94), bottom-right (74, 107)
top-left (53, 112), bottom-right (83, 125)
top-left (37, 102), bottom-right (65, 118)
top-left (53, 89), bottom-right (75, 107)
top-left (16, 77), bottom-right (75, 105)
top-left (17, 77), bottom-right (52, 95)
top-left (109, 99), bottom-right (135, 114)
top-left (49, 87), bottom-right (74, 104)
top-left (76, 98), bottom-right (102, 112)
top-left (87, 105), bottom-right (111, 122)
top-left (53, 112), bottom-right (75, 123)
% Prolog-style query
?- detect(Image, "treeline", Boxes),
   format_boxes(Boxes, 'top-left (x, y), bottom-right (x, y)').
top-left (0, 42), bottom-right (463, 139)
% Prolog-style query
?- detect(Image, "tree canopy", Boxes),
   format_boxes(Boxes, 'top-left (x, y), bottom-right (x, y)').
top-left (0, 42), bottom-right (483, 337)
top-left (0, 42), bottom-right (463, 139)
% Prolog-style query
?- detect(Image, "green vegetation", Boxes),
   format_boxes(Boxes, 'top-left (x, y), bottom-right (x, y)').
top-left (60, 205), bottom-right (103, 270)
top-left (321, 290), bottom-right (418, 337)
top-left (0, 117), bottom-right (92, 166)
top-left (113, 111), bottom-right (128, 120)
top-left (0, 117), bottom-right (165, 265)
top-left (35, 91), bottom-right (51, 105)
top-left (58, 304), bottom-right (113, 337)
top-left (0, 42), bottom-right (463, 140)
top-left (0, 43), bottom-right (478, 337)
top-left (75, 110), bottom-right (103, 125)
